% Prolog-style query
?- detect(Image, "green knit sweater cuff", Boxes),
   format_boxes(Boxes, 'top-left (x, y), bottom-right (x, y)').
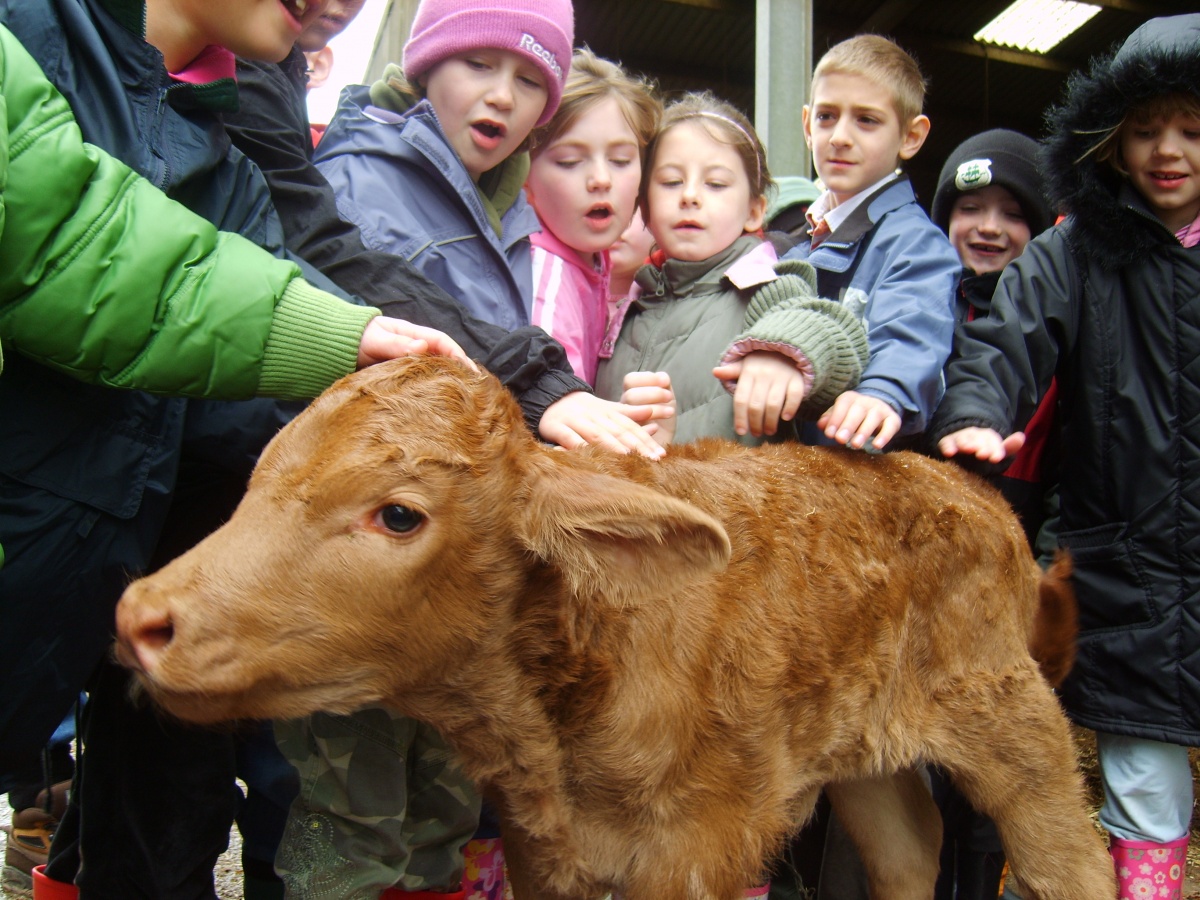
top-left (743, 259), bottom-right (820, 327)
top-left (258, 281), bottom-right (379, 400)
top-left (727, 298), bottom-right (870, 414)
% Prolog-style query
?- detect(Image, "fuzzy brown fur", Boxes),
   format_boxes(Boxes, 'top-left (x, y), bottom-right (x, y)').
top-left (115, 357), bottom-right (1115, 900)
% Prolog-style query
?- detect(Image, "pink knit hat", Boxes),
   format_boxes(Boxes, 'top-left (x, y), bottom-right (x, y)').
top-left (402, 0), bottom-right (574, 126)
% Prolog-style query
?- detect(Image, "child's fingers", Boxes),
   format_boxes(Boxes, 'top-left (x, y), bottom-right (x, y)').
top-left (616, 401), bottom-right (675, 423)
top-left (712, 362), bottom-right (743, 383)
top-left (623, 370), bottom-right (672, 391)
top-left (569, 413), bottom-right (664, 459)
top-left (866, 413), bottom-right (902, 450)
top-left (846, 408), bottom-right (891, 450)
top-left (817, 393), bottom-right (854, 434)
top-left (620, 386), bottom-right (674, 408)
top-left (1001, 431), bottom-right (1027, 458)
top-left (781, 378), bottom-right (806, 425)
top-left (759, 379), bottom-right (793, 437)
top-left (356, 317), bottom-right (475, 369)
top-left (826, 405), bottom-right (866, 444)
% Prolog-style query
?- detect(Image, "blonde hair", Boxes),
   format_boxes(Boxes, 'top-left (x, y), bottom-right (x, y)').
top-left (812, 34), bottom-right (927, 125)
top-left (1088, 92), bottom-right (1200, 174)
top-left (640, 91), bottom-right (773, 210)
top-left (528, 48), bottom-right (661, 159)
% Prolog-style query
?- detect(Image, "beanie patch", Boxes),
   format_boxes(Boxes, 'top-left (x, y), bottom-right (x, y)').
top-left (955, 158), bottom-right (994, 193)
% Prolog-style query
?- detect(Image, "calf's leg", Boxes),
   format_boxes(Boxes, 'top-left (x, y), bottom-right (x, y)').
top-left (929, 672), bottom-right (1115, 900)
top-left (827, 771), bottom-right (942, 900)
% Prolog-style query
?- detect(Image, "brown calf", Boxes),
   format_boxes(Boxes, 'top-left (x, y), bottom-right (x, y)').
top-left (116, 357), bottom-right (1114, 900)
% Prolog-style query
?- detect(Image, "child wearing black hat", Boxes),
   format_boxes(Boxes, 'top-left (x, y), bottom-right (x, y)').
top-left (933, 128), bottom-right (1059, 545)
top-left (928, 128), bottom-right (1058, 900)
top-left (933, 128), bottom-right (1055, 288)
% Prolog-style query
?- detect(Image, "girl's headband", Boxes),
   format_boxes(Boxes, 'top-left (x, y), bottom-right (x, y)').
top-left (686, 111), bottom-right (764, 187)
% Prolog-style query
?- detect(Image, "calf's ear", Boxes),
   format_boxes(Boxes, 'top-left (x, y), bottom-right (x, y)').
top-left (517, 465), bottom-right (731, 606)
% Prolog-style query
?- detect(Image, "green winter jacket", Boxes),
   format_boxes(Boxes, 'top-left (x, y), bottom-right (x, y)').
top-left (0, 23), bottom-right (384, 569)
top-left (596, 237), bottom-right (868, 444)
top-left (0, 23), bottom-right (378, 402)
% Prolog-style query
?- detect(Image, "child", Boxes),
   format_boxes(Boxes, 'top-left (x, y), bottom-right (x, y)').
top-left (226, 7), bottom-right (666, 456)
top-left (595, 91), bottom-right (869, 450)
top-left (0, 2), bottom-right (488, 897)
top-left (932, 129), bottom-right (1056, 284)
top-left (930, 14), bottom-right (1200, 899)
top-left (278, 5), bottom-right (649, 899)
top-left (932, 128), bottom-right (1059, 545)
top-left (313, 0), bottom-right (572, 333)
top-left (593, 91), bottom-right (868, 899)
top-left (765, 174), bottom-right (822, 238)
top-left (525, 47), bottom-right (660, 385)
top-left (608, 209), bottom-right (656, 311)
top-left (927, 127), bottom-right (1056, 900)
top-left (782, 34), bottom-right (960, 451)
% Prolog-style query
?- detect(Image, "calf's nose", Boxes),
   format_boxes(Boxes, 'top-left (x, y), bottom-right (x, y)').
top-left (115, 589), bottom-right (176, 674)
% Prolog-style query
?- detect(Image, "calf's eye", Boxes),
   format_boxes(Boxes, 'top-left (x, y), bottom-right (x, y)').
top-left (378, 504), bottom-right (424, 534)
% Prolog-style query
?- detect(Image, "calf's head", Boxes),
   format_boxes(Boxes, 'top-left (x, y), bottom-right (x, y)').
top-left (116, 357), bottom-right (730, 723)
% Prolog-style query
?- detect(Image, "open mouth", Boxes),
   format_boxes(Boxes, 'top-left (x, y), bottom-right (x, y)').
top-left (586, 205), bottom-right (614, 223)
top-left (969, 242), bottom-right (1006, 254)
top-left (473, 121), bottom-right (505, 140)
top-left (279, 0), bottom-right (310, 24)
top-left (1150, 171), bottom-right (1186, 185)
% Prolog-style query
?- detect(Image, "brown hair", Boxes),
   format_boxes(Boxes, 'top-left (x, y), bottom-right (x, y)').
top-left (640, 91), bottom-right (772, 211)
top-left (812, 34), bottom-right (927, 125)
top-left (1088, 92), bottom-right (1200, 175)
top-left (528, 48), bottom-right (661, 159)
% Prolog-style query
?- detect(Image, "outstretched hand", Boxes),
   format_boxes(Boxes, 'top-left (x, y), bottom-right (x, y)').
top-left (539, 391), bottom-right (669, 459)
top-left (817, 391), bottom-right (902, 450)
top-left (713, 351), bottom-right (808, 438)
top-left (937, 427), bottom-right (1026, 463)
top-left (356, 316), bottom-right (476, 370)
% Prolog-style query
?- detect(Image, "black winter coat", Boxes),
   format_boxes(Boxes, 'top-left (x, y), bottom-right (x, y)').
top-left (930, 15), bottom-right (1200, 744)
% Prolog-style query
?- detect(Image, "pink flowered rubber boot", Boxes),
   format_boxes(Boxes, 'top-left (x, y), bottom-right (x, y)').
top-left (1110, 835), bottom-right (1187, 900)
top-left (462, 838), bottom-right (509, 900)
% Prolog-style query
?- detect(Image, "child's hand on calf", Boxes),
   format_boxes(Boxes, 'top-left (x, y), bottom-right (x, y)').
top-left (818, 391), bottom-right (901, 450)
top-left (540, 391), bottom-right (668, 459)
top-left (620, 371), bottom-right (677, 448)
top-left (937, 427), bottom-right (1026, 463)
top-left (713, 350), bottom-right (807, 438)
top-left (356, 316), bottom-right (476, 370)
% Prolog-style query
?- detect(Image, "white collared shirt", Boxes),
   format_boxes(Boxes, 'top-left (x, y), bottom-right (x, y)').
top-left (806, 170), bottom-right (901, 238)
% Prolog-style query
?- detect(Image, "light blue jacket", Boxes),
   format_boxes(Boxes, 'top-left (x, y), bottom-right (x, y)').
top-left (315, 90), bottom-right (538, 332)
top-left (782, 176), bottom-right (959, 435)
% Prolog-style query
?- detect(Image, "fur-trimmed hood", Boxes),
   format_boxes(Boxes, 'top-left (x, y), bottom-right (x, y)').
top-left (1040, 14), bottom-right (1200, 267)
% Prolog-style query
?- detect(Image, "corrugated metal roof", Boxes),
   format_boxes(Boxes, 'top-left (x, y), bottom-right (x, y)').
top-left (369, 0), bottom-right (1198, 200)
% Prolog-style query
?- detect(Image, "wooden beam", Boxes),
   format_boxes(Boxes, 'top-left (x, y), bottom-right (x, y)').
top-left (928, 37), bottom-right (1074, 72)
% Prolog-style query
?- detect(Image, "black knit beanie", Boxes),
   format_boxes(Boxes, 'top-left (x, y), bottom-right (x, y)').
top-left (931, 128), bottom-right (1055, 237)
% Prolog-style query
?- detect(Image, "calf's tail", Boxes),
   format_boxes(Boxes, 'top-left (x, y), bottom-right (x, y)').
top-left (1027, 550), bottom-right (1077, 688)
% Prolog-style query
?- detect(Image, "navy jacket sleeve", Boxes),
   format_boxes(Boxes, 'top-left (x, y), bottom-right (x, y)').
top-left (222, 54), bottom-right (588, 428)
top-left (929, 225), bottom-right (1079, 456)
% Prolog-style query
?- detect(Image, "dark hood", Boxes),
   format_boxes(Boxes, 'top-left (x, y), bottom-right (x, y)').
top-left (1039, 14), bottom-right (1200, 267)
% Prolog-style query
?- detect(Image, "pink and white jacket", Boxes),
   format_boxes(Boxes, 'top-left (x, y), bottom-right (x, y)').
top-left (530, 228), bottom-right (612, 386)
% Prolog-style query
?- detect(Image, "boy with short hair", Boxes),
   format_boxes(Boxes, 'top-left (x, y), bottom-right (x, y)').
top-left (782, 33), bottom-right (960, 451)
